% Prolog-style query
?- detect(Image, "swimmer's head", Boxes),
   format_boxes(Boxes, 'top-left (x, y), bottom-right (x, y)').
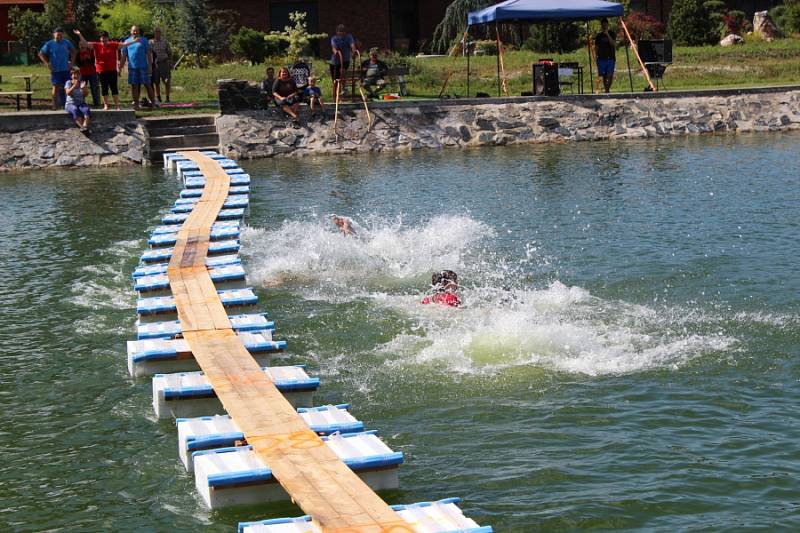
top-left (431, 270), bottom-right (459, 292)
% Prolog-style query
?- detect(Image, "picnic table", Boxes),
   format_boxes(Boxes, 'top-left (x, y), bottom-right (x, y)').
top-left (13, 75), bottom-right (37, 108)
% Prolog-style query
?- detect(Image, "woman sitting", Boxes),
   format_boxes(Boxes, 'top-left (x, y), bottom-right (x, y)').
top-left (272, 67), bottom-right (300, 120)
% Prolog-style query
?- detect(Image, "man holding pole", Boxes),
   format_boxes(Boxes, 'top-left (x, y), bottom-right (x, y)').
top-left (594, 18), bottom-right (617, 93)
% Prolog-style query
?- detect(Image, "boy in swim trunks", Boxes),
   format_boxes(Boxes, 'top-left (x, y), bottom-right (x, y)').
top-left (421, 270), bottom-right (461, 307)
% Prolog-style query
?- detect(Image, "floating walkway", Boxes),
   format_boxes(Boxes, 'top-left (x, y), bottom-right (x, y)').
top-left (127, 151), bottom-right (491, 532)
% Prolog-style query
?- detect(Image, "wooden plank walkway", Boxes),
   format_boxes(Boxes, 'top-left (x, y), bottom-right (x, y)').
top-left (168, 152), bottom-right (410, 533)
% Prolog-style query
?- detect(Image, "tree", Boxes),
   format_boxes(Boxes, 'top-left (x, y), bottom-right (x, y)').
top-left (668, 0), bottom-right (717, 45)
top-left (432, 0), bottom-right (493, 54)
top-left (268, 11), bottom-right (327, 59)
top-left (95, 0), bottom-right (152, 38)
top-left (524, 22), bottom-right (581, 53)
top-left (8, 7), bottom-right (50, 59)
top-left (174, 0), bottom-right (211, 66)
top-left (230, 27), bottom-right (269, 64)
top-left (73, 0), bottom-right (100, 37)
top-left (771, 0), bottom-right (800, 35)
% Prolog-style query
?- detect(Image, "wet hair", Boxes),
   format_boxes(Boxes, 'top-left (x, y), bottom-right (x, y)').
top-left (431, 270), bottom-right (458, 291)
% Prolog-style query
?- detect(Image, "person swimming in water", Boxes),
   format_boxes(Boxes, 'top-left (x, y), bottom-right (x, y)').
top-left (421, 270), bottom-right (462, 307)
top-left (331, 214), bottom-right (356, 236)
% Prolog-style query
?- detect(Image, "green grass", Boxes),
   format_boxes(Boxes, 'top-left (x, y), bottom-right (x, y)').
top-left (2, 37), bottom-right (799, 115)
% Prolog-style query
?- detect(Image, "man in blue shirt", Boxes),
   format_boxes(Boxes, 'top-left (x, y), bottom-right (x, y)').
top-left (329, 24), bottom-right (358, 96)
top-left (119, 25), bottom-right (157, 109)
top-left (38, 27), bottom-right (77, 109)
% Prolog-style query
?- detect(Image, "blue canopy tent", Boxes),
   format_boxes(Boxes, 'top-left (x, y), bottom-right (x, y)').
top-left (464, 0), bottom-right (643, 96)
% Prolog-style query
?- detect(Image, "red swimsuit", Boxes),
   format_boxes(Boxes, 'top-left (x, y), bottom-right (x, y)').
top-left (421, 292), bottom-right (461, 307)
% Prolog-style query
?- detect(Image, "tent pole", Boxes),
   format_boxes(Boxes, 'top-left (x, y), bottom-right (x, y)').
top-left (625, 42), bottom-right (634, 92)
top-left (620, 18), bottom-right (656, 91)
top-left (586, 21), bottom-right (595, 94)
top-left (496, 25), bottom-right (509, 96)
top-left (465, 26), bottom-right (471, 98)
top-left (495, 22), bottom-right (501, 96)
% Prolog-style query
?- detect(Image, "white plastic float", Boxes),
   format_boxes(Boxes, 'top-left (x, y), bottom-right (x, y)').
top-left (150, 220), bottom-right (240, 236)
top-left (126, 330), bottom-right (284, 377)
top-left (170, 195), bottom-right (249, 214)
top-left (176, 405), bottom-right (364, 471)
top-left (137, 313), bottom-right (273, 340)
top-left (152, 365), bottom-right (319, 418)
top-left (132, 254), bottom-right (240, 279)
top-left (163, 151), bottom-right (224, 169)
top-left (180, 185), bottom-right (250, 198)
top-left (136, 288), bottom-right (257, 322)
top-left (140, 239), bottom-right (240, 263)
top-left (237, 498), bottom-right (492, 533)
top-left (135, 264), bottom-right (246, 295)
top-left (161, 208), bottom-right (245, 225)
top-left (148, 225), bottom-right (240, 248)
top-left (193, 431), bottom-right (402, 509)
top-left (184, 174), bottom-right (251, 188)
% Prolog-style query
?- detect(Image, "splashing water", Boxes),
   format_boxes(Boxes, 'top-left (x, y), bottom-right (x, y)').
top-left (242, 214), bottom-right (736, 377)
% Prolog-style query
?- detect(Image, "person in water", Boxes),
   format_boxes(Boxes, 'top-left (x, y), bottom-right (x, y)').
top-left (421, 270), bottom-right (461, 307)
top-left (331, 214), bottom-right (356, 236)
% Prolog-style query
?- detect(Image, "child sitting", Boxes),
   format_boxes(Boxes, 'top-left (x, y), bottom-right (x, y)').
top-left (304, 76), bottom-right (325, 115)
top-left (421, 270), bottom-right (462, 308)
top-left (64, 68), bottom-right (91, 133)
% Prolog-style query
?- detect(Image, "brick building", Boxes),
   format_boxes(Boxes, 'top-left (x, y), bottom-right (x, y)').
top-left (209, 0), bottom-right (451, 56)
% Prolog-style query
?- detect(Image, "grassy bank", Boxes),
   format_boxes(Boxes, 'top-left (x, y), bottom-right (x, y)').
top-left (1, 38), bottom-right (798, 114)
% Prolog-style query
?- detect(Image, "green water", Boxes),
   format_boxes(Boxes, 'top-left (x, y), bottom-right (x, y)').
top-left (1, 133), bottom-right (799, 532)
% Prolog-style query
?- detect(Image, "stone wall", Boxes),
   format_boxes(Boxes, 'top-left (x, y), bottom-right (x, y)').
top-left (0, 111), bottom-right (147, 171)
top-left (216, 83), bottom-right (800, 160)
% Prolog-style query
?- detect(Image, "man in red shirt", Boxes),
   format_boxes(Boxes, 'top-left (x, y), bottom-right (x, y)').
top-left (74, 29), bottom-right (131, 110)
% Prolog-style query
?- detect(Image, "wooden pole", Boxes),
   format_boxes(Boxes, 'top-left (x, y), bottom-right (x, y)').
top-left (496, 25), bottom-right (509, 97)
top-left (358, 86), bottom-right (372, 131)
top-left (495, 22), bottom-right (501, 96)
top-left (333, 79), bottom-right (341, 139)
top-left (586, 22), bottom-right (595, 94)
top-left (620, 18), bottom-right (656, 91)
top-left (624, 43), bottom-right (634, 92)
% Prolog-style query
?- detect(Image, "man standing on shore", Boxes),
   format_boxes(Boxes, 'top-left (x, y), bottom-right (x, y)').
top-left (119, 25), bottom-right (157, 110)
top-left (594, 18), bottom-right (617, 93)
top-left (150, 27), bottom-right (172, 104)
top-left (38, 27), bottom-right (76, 109)
top-left (329, 24), bottom-right (357, 95)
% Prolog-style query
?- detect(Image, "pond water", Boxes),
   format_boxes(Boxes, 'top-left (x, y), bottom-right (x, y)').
top-left (1, 133), bottom-right (799, 532)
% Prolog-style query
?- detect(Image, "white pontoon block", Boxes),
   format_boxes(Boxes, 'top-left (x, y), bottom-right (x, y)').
top-left (152, 365), bottom-right (319, 419)
top-left (137, 313), bottom-right (272, 340)
top-left (137, 288), bottom-right (257, 322)
top-left (162, 208), bottom-right (245, 225)
top-left (193, 432), bottom-right (402, 508)
top-left (127, 331), bottom-right (284, 377)
top-left (163, 151), bottom-right (224, 169)
top-left (151, 221), bottom-right (240, 236)
top-left (180, 185), bottom-right (250, 198)
top-left (148, 225), bottom-right (240, 247)
top-left (184, 173), bottom-right (250, 189)
top-left (132, 254), bottom-right (240, 279)
top-left (134, 264), bottom-right (246, 295)
top-left (181, 167), bottom-right (246, 180)
top-left (140, 239), bottom-right (240, 263)
top-left (170, 195), bottom-right (249, 214)
top-left (176, 158), bottom-right (238, 173)
top-left (237, 497), bottom-right (492, 533)
top-left (176, 405), bottom-right (364, 471)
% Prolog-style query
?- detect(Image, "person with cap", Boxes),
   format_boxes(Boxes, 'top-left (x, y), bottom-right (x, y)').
top-left (594, 18), bottom-right (617, 93)
top-left (421, 270), bottom-right (462, 308)
top-left (360, 48), bottom-right (388, 99)
top-left (329, 24), bottom-right (358, 96)
top-left (38, 27), bottom-right (77, 109)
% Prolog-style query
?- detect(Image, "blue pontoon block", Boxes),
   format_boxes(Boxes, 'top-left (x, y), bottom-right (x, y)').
top-left (180, 185), bottom-right (250, 198)
top-left (161, 208), bottom-right (246, 224)
top-left (184, 173), bottom-right (250, 188)
top-left (137, 288), bottom-right (258, 316)
top-left (151, 220), bottom-right (239, 236)
top-left (134, 264), bottom-right (246, 292)
top-left (170, 196), bottom-right (249, 214)
top-left (182, 167), bottom-right (245, 178)
top-left (140, 240), bottom-right (240, 263)
top-left (132, 254), bottom-right (240, 279)
top-left (137, 313), bottom-right (273, 340)
top-left (148, 225), bottom-right (240, 247)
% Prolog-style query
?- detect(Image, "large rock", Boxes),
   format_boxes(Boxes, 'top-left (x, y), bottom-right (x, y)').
top-left (753, 11), bottom-right (783, 41)
top-left (720, 34), bottom-right (744, 46)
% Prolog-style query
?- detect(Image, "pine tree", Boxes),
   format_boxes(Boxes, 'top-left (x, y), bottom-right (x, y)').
top-left (668, 0), bottom-right (717, 45)
top-left (174, 0), bottom-right (211, 67)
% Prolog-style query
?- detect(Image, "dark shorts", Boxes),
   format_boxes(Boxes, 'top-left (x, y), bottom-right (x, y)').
top-left (98, 70), bottom-right (119, 96)
top-left (128, 67), bottom-right (151, 86)
top-left (66, 102), bottom-right (91, 120)
top-left (597, 58), bottom-right (615, 77)
top-left (274, 94), bottom-right (299, 107)
top-left (51, 70), bottom-right (70, 87)
top-left (153, 61), bottom-right (171, 84)
top-left (330, 61), bottom-right (350, 81)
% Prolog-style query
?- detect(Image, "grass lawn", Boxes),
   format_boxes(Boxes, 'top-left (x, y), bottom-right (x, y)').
top-left (1, 38), bottom-right (798, 115)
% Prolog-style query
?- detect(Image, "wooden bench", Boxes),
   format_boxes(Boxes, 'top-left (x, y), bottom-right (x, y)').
top-left (0, 91), bottom-right (34, 111)
top-left (385, 63), bottom-right (409, 96)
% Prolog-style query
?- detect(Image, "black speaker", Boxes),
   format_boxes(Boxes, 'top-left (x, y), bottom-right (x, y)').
top-left (533, 63), bottom-right (559, 96)
top-left (638, 39), bottom-right (673, 63)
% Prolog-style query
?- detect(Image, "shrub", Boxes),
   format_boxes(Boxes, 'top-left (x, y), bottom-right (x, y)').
top-left (524, 22), bottom-right (581, 53)
top-left (668, 0), bottom-right (718, 45)
top-left (722, 10), bottom-right (750, 36)
top-left (268, 11), bottom-right (327, 59)
top-left (771, 0), bottom-right (800, 35)
top-left (474, 39), bottom-right (498, 55)
top-left (230, 27), bottom-right (269, 64)
top-left (622, 11), bottom-right (666, 41)
top-left (95, 0), bottom-right (152, 38)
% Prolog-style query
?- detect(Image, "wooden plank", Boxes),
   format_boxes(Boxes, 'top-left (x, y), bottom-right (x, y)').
top-left (167, 152), bottom-right (404, 531)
